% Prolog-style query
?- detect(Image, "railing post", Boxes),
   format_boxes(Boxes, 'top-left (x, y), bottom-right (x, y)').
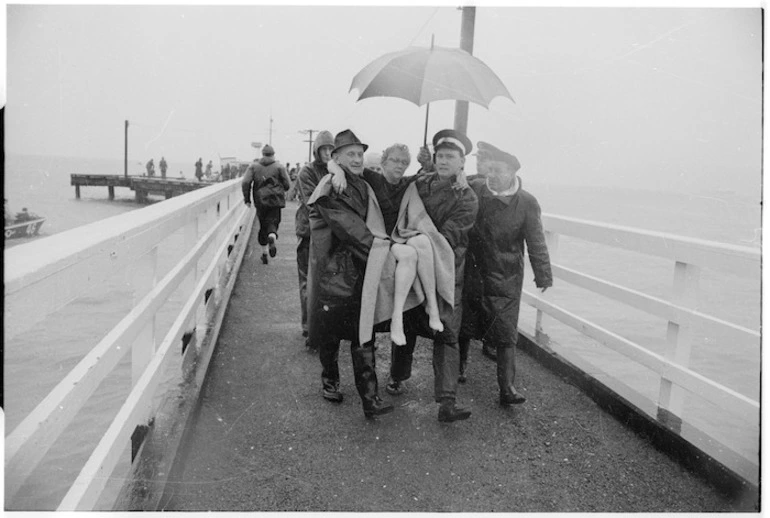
top-left (657, 260), bottom-right (701, 432)
top-left (131, 246), bottom-right (158, 387)
top-left (535, 230), bottom-right (560, 345)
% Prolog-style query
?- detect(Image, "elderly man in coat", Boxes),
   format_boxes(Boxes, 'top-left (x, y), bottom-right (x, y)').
top-left (468, 142), bottom-right (552, 406)
top-left (306, 129), bottom-right (394, 419)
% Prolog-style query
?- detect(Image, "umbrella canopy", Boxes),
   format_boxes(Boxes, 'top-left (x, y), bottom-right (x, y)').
top-left (349, 45), bottom-right (514, 108)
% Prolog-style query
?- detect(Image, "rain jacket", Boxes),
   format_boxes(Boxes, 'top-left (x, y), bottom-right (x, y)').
top-left (306, 172), bottom-right (374, 342)
top-left (468, 177), bottom-right (552, 346)
top-left (410, 172), bottom-right (478, 344)
top-left (295, 159), bottom-right (329, 238)
top-left (241, 157), bottom-right (291, 209)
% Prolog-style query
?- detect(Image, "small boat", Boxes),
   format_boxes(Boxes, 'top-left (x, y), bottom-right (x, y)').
top-left (5, 209), bottom-right (46, 239)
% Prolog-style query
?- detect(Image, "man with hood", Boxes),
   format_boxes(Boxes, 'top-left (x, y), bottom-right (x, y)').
top-left (467, 141), bottom-right (552, 406)
top-left (295, 130), bottom-right (334, 348)
top-left (242, 145), bottom-right (291, 264)
top-left (306, 129), bottom-right (394, 420)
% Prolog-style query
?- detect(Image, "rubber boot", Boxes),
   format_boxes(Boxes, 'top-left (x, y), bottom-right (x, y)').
top-left (458, 337), bottom-right (470, 384)
top-left (320, 341), bottom-right (342, 402)
top-left (438, 398), bottom-right (472, 422)
top-left (497, 345), bottom-right (526, 406)
top-left (352, 345), bottom-right (394, 419)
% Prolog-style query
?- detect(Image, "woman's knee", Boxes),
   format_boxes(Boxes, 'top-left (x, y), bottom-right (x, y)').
top-left (391, 243), bottom-right (417, 263)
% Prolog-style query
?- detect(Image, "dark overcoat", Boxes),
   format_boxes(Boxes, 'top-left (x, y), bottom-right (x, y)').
top-left (306, 172), bottom-right (374, 342)
top-left (294, 159), bottom-right (329, 239)
top-left (468, 177), bottom-right (552, 347)
top-left (241, 157), bottom-right (290, 209)
top-left (406, 172), bottom-right (478, 345)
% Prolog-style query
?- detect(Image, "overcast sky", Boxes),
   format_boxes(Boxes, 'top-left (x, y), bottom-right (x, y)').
top-left (5, 3), bottom-right (763, 193)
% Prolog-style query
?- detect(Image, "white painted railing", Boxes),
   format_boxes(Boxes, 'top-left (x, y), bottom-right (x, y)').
top-left (521, 213), bottom-right (760, 485)
top-left (4, 179), bottom-right (254, 510)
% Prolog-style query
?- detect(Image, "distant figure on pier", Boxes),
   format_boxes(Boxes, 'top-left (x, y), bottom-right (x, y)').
top-left (205, 160), bottom-right (213, 179)
top-left (195, 158), bottom-right (203, 182)
top-left (241, 144), bottom-right (291, 264)
top-left (179, 171), bottom-right (185, 178)
top-left (146, 159), bottom-right (155, 177)
top-left (222, 163), bottom-right (231, 181)
top-left (294, 130), bottom-right (334, 349)
top-left (464, 141), bottom-right (552, 406)
top-left (159, 157), bottom-right (168, 178)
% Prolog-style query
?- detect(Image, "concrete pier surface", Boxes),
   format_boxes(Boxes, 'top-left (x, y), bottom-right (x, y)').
top-left (161, 202), bottom-right (750, 512)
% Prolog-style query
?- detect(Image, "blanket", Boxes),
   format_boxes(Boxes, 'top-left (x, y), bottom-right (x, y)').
top-left (359, 182), bottom-right (455, 344)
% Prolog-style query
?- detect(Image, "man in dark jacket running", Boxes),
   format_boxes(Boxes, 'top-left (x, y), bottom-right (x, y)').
top-left (295, 130), bottom-right (334, 348)
top-left (307, 129), bottom-right (393, 419)
top-left (467, 141), bottom-right (552, 406)
top-left (242, 145), bottom-right (291, 264)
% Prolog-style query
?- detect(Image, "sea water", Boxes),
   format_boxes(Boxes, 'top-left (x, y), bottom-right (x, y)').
top-left (3, 154), bottom-right (762, 509)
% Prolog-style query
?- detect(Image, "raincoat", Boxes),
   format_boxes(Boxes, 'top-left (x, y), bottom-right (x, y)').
top-left (468, 177), bottom-right (552, 347)
top-left (241, 157), bottom-right (291, 209)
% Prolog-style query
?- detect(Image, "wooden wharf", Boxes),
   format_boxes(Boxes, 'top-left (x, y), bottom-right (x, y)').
top-left (71, 174), bottom-right (213, 203)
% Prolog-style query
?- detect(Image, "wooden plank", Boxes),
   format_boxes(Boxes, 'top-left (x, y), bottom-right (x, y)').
top-left (5, 202), bottom-right (242, 499)
top-left (551, 264), bottom-right (759, 343)
top-left (521, 291), bottom-right (759, 420)
top-left (542, 214), bottom-right (760, 276)
top-left (58, 206), bottom-right (248, 511)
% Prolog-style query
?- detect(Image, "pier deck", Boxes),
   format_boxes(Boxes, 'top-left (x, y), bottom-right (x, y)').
top-left (157, 203), bottom-right (750, 513)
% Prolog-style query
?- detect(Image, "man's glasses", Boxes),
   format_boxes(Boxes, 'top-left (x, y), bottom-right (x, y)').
top-left (387, 157), bottom-right (410, 166)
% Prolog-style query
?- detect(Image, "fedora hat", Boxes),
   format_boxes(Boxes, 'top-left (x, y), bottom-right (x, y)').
top-left (332, 129), bottom-right (369, 155)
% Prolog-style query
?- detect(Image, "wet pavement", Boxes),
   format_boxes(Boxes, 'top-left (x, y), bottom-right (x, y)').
top-left (162, 203), bottom-right (745, 512)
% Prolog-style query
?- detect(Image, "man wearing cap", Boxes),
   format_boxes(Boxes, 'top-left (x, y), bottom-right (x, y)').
top-left (386, 129), bottom-right (479, 423)
top-left (306, 129), bottom-right (394, 419)
top-left (468, 142), bottom-right (552, 406)
top-left (242, 145), bottom-right (291, 264)
top-left (295, 130), bottom-right (335, 349)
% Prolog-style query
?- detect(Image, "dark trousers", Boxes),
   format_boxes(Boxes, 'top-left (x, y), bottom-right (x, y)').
top-left (389, 307), bottom-right (460, 402)
top-left (296, 236), bottom-right (310, 333)
top-left (256, 206), bottom-right (282, 245)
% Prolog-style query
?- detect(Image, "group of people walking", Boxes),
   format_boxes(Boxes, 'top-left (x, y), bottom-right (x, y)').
top-left (243, 128), bottom-right (552, 423)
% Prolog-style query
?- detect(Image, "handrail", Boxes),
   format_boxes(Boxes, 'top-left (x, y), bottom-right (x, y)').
top-left (526, 212), bottom-right (759, 484)
top-left (4, 179), bottom-right (253, 509)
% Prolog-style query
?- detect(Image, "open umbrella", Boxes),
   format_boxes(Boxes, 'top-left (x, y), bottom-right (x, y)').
top-left (349, 38), bottom-right (514, 145)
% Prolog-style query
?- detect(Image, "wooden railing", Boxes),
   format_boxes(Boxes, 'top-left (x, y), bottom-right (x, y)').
top-left (4, 179), bottom-right (254, 510)
top-left (521, 213), bottom-right (760, 484)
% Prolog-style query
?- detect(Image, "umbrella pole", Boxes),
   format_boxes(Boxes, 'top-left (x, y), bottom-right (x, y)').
top-left (423, 102), bottom-right (430, 147)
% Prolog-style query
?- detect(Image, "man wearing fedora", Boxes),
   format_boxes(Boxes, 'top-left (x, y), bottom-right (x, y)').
top-left (306, 129), bottom-right (394, 419)
top-left (242, 144), bottom-right (291, 264)
top-left (467, 142), bottom-right (552, 406)
top-left (385, 129), bottom-right (479, 423)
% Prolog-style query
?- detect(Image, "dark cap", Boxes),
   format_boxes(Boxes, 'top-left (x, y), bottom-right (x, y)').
top-left (432, 129), bottom-right (472, 156)
top-left (477, 141), bottom-right (521, 172)
top-left (262, 145), bottom-right (275, 156)
top-left (332, 129), bottom-right (369, 155)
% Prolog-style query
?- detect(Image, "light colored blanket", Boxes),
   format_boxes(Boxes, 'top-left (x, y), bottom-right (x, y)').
top-left (359, 182), bottom-right (455, 344)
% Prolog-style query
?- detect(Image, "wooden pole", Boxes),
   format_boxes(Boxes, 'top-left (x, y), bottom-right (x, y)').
top-left (454, 6), bottom-right (476, 135)
top-left (124, 120), bottom-right (129, 179)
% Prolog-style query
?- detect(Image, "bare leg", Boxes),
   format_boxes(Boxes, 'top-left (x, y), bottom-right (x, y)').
top-left (406, 234), bottom-right (444, 333)
top-left (390, 243), bottom-right (418, 346)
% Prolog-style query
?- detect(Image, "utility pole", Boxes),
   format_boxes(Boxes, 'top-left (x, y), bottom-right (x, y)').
top-left (124, 120), bottom-right (129, 179)
top-left (268, 114), bottom-right (274, 146)
top-left (454, 6), bottom-right (476, 135)
top-left (299, 129), bottom-right (318, 163)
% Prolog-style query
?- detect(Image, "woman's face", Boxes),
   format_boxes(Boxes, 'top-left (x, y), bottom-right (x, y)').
top-left (382, 149), bottom-right (410, 184)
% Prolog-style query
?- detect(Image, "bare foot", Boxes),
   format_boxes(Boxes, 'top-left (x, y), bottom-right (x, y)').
top-left (391, 315), bottom-right (407, 345)
top-left (428, 313), bottom-right (444, 333)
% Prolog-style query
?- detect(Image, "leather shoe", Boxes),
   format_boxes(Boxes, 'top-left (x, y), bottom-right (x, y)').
top-left (323, 387), bottom-right (343, 403)
top-left (438, 401), bottom-right (471, 422)
top-left (363, 397), bottom-right (394, 419)
top-left (261, 253), bottom-right (268, 265)
top-left (268, 234), bottom-right (277, 257)
top-left (482, 343), bottom-right (497, 361)
top-left (500, 390), bottom-right (526, 406)
top-left (385, 379), bottom-right (406, 396)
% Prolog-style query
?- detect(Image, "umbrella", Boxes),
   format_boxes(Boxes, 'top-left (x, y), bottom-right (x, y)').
top-left (349, 38), bottom-right (514, 145)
